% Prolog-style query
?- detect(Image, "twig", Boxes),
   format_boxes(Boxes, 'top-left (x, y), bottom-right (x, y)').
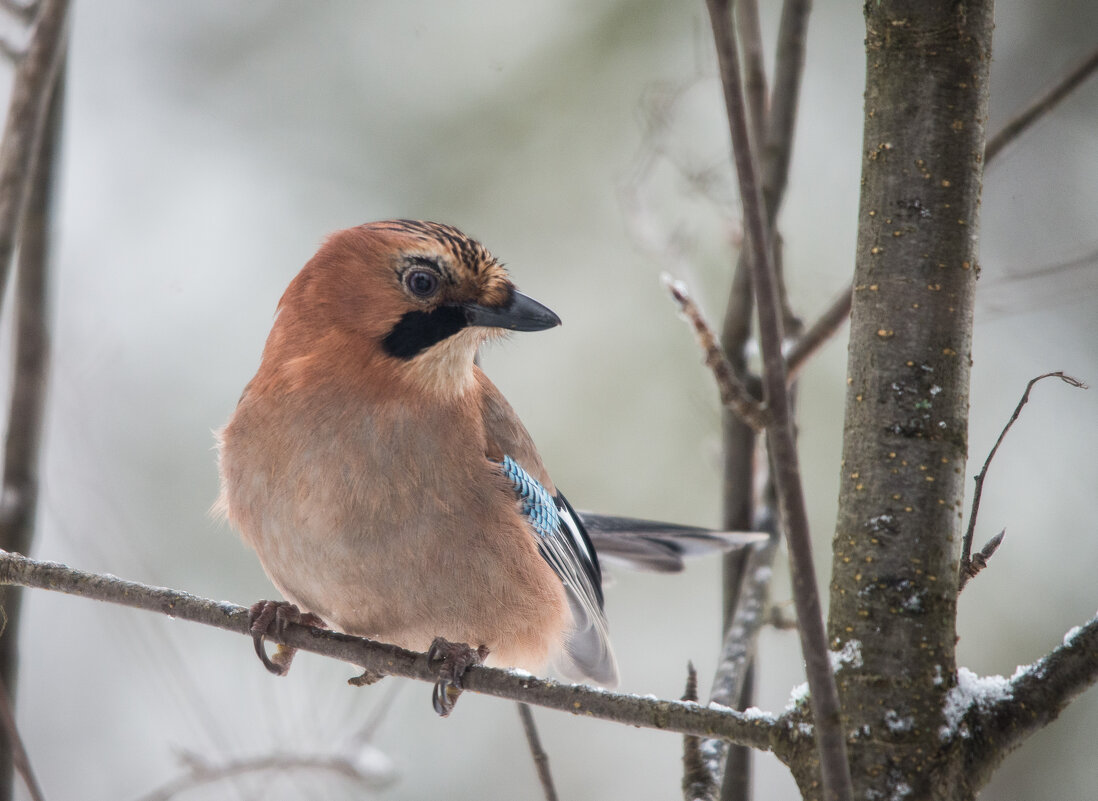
top-left (664, 275), bottom-right (769, 431)
top-left (681, 663), bottom-right (714, 801)
top-left (1000, 243), bottom-right (1098, 283)
top-left (761, 0), bottom-right (811, 222)
top-left (704, 3), bottom-right (853, 800)
top-left (958, 372), bottom-right (1087, 590)
top-left (0, 676), bottom-right (44, 801)
top-left (695, 540), bottom-right (778, 800)
top-left (0, 0), bottom-right (68, 304)
top-left (736, 0), bottom-right (767, 143)
top-left (0, 549), bottom-right (778, 749)
top-left (986, 46), bottom-right (1098, 162)
top-left (784, 284), bottom-right (852, 380)
top-left (0, 1), bottom-right (38, 25)
top-left (517, 703), bottom-right (558, 801)
top-left (783, 44), bottom-right (1097, 379)
top-left (133, 750), bottom-right (393, 801)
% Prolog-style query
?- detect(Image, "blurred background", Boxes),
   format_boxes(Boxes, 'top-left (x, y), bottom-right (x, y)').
top-left (4, 0), bottom-right (1096, 798)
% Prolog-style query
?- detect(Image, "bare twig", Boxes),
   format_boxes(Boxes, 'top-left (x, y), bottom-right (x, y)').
top-left (1001, 243), bottom-right (1098, 283)
top-left (784, 45), bottom-right (1098, 378)
top-left (704, 3), bottom-right (852, 799)
top-left (695, 540), bottom-right (777, 800)
top-left (958, 372), bottom-right (1087, 590)
top-left (518, 703), bottom-right (558, 801)
top-left (761, 0), bottom-right (811, 222)
top-left (0, 0), bottom-right (68, 303)
top-left (986, 46), bottom-right (1098, 163)
top-left (736, 0), bottom-right (767, 143)
top-left (681, 663), bottom-right (715, 801)
top-left (785, 284), bottom-right (852, 380)
top-left (0, 676), bottom-right (44, 801)
top-left (0, 550), bottom-right (778, 748)
top-left (133, 750), bottom-right (393, 801)
top-left (0, 1), bottom-right (38, 25)
top-left (664, 275), bottom-right (769, 431)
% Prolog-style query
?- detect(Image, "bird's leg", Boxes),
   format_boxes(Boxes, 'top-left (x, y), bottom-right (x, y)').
top-left (427, 637), bottom-right (489, 716)
top-left (248, 600), bottom-right (325, 676)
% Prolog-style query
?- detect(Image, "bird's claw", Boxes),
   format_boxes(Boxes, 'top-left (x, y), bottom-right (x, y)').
top-left (248, 600), bottom-right (325, 676)
top-left (427, 637), bottom-right (489, 717)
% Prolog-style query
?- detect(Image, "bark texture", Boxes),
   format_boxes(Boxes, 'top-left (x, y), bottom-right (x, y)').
top-left (823, 2), bottom-right (994, 798)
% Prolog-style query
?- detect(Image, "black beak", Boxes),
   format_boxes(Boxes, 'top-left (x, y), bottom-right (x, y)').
top-left (463, 289), bottom-right (561, 332)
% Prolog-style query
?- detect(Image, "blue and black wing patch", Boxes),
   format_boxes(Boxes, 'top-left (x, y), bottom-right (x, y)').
top-left (499, 455), bottom-right (618, 687)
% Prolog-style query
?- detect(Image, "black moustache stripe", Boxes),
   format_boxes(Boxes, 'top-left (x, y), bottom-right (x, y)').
top-left (382, 306), bottom-right (468, 360)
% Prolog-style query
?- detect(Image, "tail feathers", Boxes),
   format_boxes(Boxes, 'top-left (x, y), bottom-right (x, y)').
top-left (580, 512), bottom-right (768, 573)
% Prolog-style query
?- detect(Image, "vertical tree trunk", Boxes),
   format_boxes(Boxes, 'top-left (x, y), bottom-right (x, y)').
top-left (824, 2), bottom-right (994, 799)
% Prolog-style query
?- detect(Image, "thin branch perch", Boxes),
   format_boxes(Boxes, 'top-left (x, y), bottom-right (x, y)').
top-left (0, 549), bottom-right (777, 749)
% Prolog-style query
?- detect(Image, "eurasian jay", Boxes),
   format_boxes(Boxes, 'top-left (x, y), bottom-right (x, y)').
top-left (216, 220), bottom-right (760, 712)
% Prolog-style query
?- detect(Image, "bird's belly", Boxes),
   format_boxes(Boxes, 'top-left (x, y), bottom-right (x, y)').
top-left (236, 449), bottom-right (570, 672)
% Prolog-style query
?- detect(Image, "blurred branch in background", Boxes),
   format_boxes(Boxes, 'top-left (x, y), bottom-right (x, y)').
top-left (985, 45), bottom-right (1098, 163)
top-left (0, 2), bottom-right (68, 799)
top-left (784, 41), bottom-right (1098, 371)
top-left (0, 0), bottom-right (67, 302)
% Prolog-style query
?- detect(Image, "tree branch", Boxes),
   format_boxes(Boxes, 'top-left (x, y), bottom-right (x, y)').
top-left (736, 0), bottom-right (767, 144)
top-left (664, 275), bottom-right (769, 431)
top-left (956, 614), bottom-right (1098, 791)
top-left (761, 0), bottom-right (810, 222)
top-left (0, 0), bottom-right (68, 304)
top-left (517, 703), bottom-right (558, 801)
top-left (784, 285), bottom-right (851, 381)
top-left (985, 46), bottom-right (1098, 163)
top-left (0, 549), bottom-right (778, 749)
top-left (694, 540), bottom-right (778, 799)
top-left (704, 2), bottom-right (852, 799)
top-left (133, 749), bottom-right (393, 801)
top-left (0, 676), bottom-right (45, 801)
top-left (784, 43), bottom-right (1098, 380)
top-left (958, 372), bottom-right (1087, 590)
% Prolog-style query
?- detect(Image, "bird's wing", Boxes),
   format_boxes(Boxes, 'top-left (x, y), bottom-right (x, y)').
top-left (579, 514), bottom-right (769, 573)
top-left (476, 371), bottom-right (617, 685)
top-left (498, 456), bottom-right (618, 687)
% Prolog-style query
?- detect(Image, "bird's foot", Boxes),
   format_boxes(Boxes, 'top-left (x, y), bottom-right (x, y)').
top-left (427, 637), bottom-right (489, 717)
top-left (248, 600), bottom-right (325, 676)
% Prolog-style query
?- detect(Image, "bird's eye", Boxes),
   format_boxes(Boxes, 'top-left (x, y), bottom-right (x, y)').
top-left (405, 269), bottom-right (440, 298)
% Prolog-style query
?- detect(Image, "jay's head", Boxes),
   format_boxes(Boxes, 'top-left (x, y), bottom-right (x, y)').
top-left (272, 220), bottom-right (560, 393)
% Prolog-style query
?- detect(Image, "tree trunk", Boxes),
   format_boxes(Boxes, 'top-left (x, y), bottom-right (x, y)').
top-left (824, 2), bottom-right (994, 799)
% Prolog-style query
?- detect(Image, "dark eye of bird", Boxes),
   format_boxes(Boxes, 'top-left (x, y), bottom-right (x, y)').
top-left (406, 269), bottom-right (440, 298)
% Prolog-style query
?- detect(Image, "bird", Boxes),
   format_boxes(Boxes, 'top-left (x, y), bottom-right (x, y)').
top-left (216, 220), bottom-right (763, 713)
